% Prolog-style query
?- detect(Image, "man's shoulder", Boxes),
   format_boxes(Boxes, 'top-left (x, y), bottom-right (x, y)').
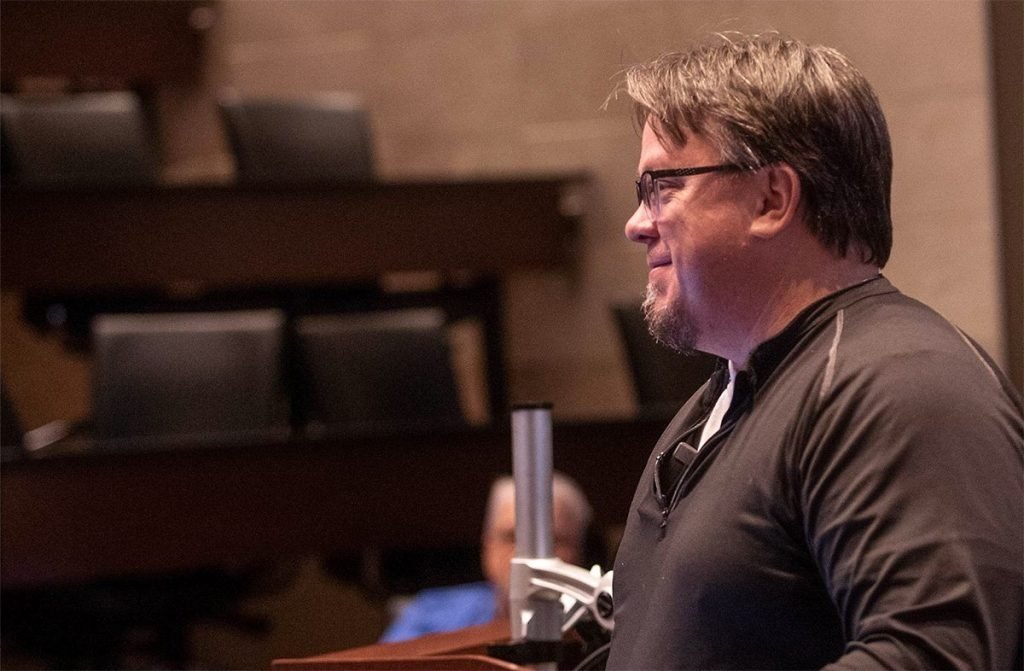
top-left (841, 287), bottom-right (959, 346)
top-left (816, 289), bottom-right (1020, 419)
top-left (836, 290), bottom-right (1000, 377)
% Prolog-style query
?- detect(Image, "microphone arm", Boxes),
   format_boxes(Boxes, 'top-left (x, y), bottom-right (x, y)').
top-left (510, 556), bottom-right (615, 634)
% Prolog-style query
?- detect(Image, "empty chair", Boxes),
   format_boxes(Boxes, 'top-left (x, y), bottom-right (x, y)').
top-left (0, 91), bottom-right (160, 186)
top-left (612, 304), bottom-right (720, 417)
top-left (218, 92), bottom-right (374, 184)
top-left (91, 309), bottom-right (288, 447)
top-left (295, 308), bottom-right (465, 436)
top-left (2, 311), bottom-right (291, 669)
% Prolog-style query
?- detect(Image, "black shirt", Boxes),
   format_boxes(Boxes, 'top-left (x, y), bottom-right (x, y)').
top-left (607, 276), bottom-right (1023, 670)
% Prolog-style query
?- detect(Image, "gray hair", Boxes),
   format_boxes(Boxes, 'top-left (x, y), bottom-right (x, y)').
top-left (484, 472), bottom-right (593, 538)
top-left (619, 32), bottom-right (893, 266)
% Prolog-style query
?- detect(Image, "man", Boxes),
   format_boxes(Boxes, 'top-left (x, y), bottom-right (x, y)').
top-left (380, 472), bottom-right (594, 642)
top-left (607, 33), bottom-right (1023, 670)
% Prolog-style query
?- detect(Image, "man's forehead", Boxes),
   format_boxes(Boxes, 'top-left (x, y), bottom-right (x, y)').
top-left (638, 122), bottom-right (711, 173)
top-left (491, 497), bottom-right (579, 531)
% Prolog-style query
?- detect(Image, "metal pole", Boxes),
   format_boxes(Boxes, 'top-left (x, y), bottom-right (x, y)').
top-left (512, 402), bottom-right (554, 560)
top-left (509, 402), bottom-right (562, 647)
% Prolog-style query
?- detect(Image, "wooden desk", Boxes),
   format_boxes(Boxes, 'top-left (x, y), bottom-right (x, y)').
top-left (0, 416), bottom-right (664, 588)
top-left (273, 619), bottom-right (522, 670)
top-left (1, 0), bottom-right (210, 86)
top-left (0, 178), bottom-right (586, 293)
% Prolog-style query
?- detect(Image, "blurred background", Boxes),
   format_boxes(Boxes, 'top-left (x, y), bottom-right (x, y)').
top-left (1, 1), bottom-right (1020, 669)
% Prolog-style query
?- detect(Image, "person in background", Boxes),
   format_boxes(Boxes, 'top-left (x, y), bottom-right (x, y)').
top-left (380, 472), bottom-right (594, 643)
top-left (606, 32), bottom-right (1023, 670)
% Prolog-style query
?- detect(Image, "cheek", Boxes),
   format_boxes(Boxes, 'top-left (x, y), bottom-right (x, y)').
top-left (658, 236), bottom-right (695, 295)
top-left (483, 542), bottom-right (513, 583)
top-left (662, 225), bottom-right (695, 271)
top-left (667, 222), bottom-right (736, 287)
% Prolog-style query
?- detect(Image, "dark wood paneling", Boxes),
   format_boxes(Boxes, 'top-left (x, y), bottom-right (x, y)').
top-left (988, 0), bottom-right (1023, 391)
top-left (0, 416), bottom-right (663, 588)
top-left (1, 0), bottom-right (210, 87)
top-left (0, 178), bottom-right (585, 293)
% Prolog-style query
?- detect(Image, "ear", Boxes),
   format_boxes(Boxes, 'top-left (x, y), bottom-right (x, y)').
top-left (750, 163), bottom-right (802, 239)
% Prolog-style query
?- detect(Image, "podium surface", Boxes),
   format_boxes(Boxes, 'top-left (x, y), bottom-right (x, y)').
top-left (272, 619), bottom-right (527, 670)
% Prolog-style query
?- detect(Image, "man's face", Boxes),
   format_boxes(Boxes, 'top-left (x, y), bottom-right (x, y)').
top-left (626, 122), bottom-right (759, 357)
top-left (482, 496), bottom-right (584, 614)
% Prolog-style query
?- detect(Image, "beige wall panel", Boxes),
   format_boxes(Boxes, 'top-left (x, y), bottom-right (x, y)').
top-left (508, 353), bottom-right (635, 419)
top-left (885, 91), bottom-right (1002, 360)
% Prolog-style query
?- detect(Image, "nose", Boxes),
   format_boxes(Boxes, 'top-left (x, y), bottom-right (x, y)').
top-left (625, 204), bottom-right (657, 244)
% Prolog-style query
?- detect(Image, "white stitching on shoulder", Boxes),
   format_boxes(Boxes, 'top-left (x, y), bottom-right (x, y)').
top-left (819, 309), bottom-right (845, 402)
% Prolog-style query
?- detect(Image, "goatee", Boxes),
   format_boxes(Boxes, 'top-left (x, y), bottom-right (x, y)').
top-left (641, 283), bottom-right (700, 355)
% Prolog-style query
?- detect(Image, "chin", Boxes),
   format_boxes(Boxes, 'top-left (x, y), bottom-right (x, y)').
top-left (642, 283), bottom-right (700, 354)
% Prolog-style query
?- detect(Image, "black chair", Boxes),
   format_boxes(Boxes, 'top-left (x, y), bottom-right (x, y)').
top-left (3, 310), bottom-right (292, 669)
top-left (90, 309), bottom-right (290, 448)
top-left (293, 307), bottom-right (465, 436)
top-left (218, 91), bottom-right (374, 184)
top-left (612, 303), bottom-right (719, 417)
top-left (0, 91), bottom-right (160, 186)
top-left (297, 308), bottom-right (472, 597)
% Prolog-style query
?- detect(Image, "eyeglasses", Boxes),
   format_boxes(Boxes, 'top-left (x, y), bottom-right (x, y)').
top-left (635, 164), bottom-right (743, 220)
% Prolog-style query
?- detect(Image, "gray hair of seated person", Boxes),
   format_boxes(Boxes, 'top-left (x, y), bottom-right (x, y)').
top-left (616, 32), bottom-right (893, 267)
top-left (483, 472), bottom-right (594, 541)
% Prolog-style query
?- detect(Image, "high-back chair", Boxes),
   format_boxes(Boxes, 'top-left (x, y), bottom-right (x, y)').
top-left (0, 90), bottom-right (161, 186)
top-left (612, 303), bottom-right (719, 417)
top-left (218, 91), bottom-right (374, 184)
top-left (293, 307), bottom-right (465, 436)
top-left (90, 309), bottom-right (289, 447)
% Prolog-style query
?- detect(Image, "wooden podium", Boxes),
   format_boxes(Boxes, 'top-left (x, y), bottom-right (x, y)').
top-left (272, 619), bottom-right (529, 671)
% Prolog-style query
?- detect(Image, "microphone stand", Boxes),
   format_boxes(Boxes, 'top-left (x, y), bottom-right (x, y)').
top-left (488, 403), bottom-right (614, 671)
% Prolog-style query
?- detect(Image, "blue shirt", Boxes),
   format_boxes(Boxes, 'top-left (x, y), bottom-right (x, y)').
top-left (379, 582), bottom-right (498, 643)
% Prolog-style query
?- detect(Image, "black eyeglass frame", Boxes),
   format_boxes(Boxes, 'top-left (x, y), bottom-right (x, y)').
top-left (635, 164), bottom-right (745, 218)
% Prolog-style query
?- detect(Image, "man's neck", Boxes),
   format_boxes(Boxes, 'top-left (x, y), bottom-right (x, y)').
top-left (721, 263), bottom-right (880, 369)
